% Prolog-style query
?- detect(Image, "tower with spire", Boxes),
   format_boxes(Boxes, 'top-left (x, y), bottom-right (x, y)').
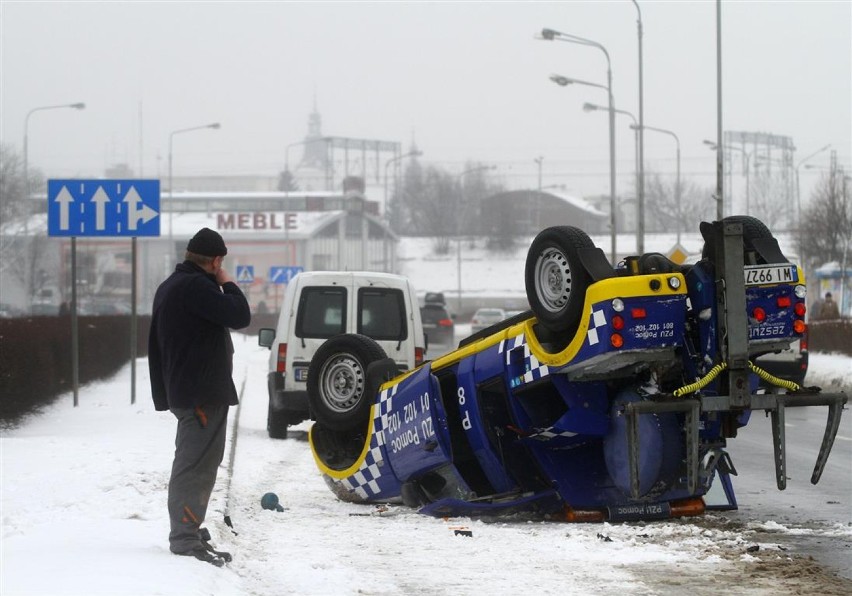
top-left (300, 94), bottom-right (327, 171)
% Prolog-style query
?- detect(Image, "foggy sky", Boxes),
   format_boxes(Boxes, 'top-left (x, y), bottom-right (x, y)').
top-left (1, 1), bottom-right (850, 204)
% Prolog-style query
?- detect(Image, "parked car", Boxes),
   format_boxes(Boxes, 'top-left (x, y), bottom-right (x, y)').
top-left (424, 292), bottom-right (446, 306)
top-left (306, 218), bottom-right (845, 522)
top-left (0, 303), bottom-right (25, 318)
top-left (420, 303), bottom-right (454, 348)
top-left (470, 307), bottom-right (506, 333)
top-left (258, 271), bottom-right (426, 439)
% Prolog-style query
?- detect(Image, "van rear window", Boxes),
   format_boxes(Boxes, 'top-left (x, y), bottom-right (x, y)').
top-left (296, 287), bottom-right (346, 338)
top-left (358, 288), bottom-right (407, 341)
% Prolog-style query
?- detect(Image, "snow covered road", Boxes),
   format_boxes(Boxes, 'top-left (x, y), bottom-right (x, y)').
top-left (2, 334), bottom-right (850, 595)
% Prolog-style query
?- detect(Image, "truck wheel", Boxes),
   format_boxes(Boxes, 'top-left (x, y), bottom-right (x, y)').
top-left (525, 226), bottom-right (594, 334)
top-left (307, 334), bottom-right (387, 432)
top-left (701, 215), bottom-right (773, 262)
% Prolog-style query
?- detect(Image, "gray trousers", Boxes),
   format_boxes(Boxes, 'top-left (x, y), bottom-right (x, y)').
top-left (167, 405), bottom-right (229, 553)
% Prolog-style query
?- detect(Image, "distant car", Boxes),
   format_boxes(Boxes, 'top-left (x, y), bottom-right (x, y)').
top-left (30, 303), bottom-right (59, 316)
top-left (470, 307), bottom-right (506, 333)
top-left (420, 304), bottom-right (454, 348)
top-left (0, 303), bottom-right (24, 318)
top-left (424, 292), bottom-right (446, 306)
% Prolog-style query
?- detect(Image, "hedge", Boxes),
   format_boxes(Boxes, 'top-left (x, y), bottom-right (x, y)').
top-left (0, 315), bottom-right (150, 425)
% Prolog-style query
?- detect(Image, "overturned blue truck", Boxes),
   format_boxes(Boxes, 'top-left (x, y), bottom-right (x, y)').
top-left (306, 217), bottom-right (847, 522)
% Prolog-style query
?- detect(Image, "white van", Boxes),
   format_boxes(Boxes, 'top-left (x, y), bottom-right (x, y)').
top-left (258, 271), bottom-right (426, 438)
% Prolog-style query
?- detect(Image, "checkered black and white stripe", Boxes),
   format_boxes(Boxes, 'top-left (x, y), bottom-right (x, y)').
top-left (334, 384), bottom-right (399, 500)
top-left (586, 309), bottom-right (607, 346)
top-left (499, 332), bottom-right (550, 385)
top-left (527, 427), bottom-right (578, 441)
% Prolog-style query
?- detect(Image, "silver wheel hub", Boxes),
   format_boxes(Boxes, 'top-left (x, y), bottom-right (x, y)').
top-left (535, 248), bottom-right (572, 313)
top-left (319, 354), bottom-right (365, 413)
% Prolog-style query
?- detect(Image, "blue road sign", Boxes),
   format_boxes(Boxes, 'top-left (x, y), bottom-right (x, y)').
top-left (236, 265), bottom-right (255, 284)
top-left (269, 266), bottom-right (303, 284)
top-left (47, 179), bottom-right (160, 237)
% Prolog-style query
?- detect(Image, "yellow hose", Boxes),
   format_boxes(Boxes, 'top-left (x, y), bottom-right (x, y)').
top-left (672, 359), bottom-right (801, 397)
top-left (673, 362), bottom-right (728, 397)
top-left (748, 361), bottom-right (801, 392)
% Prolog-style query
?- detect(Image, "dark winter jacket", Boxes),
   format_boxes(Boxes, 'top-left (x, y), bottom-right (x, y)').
top-left (148, 261), bottom-right (251, 411)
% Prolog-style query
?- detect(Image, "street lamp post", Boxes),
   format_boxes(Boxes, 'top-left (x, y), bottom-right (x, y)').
top-left (637, 125), bottom-right (681, 244)
top-left (22, 102), bottom-right (86, 406)
top-left (547, 67), bottom-right (617, 264)
top-left (168, 122), bottom-right (221, 267)
top-left (23, 102), bottom-right (86, 208)
top-left (456, 164), bottom-right (496, 314)
top-left (384, 149), bottom-right (423, 223)
top-left (382, 149), bottom-right (422, 272)
top-left (795, 144), bottom-right (831, 244)
top-left (632, 0), bottom-right (646, 254)
top-left (534, 156), bottom-right (544, 231)
top-left (704, 140), bottom-right (750, 215)
top-left (584, 102), bottom-right (640, 242)
top-left (543, 27), bottom-right (617, 264)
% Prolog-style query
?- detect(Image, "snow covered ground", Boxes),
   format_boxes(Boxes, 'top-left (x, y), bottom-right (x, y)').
top-left (2, 329), bottom-right (850, 596)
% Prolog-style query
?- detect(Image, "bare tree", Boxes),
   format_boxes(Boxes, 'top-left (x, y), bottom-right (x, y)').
top-left (277, 169), bottom-right (299, 192)
top-left (391, 160), bottom-right (504, 254)
top-left (799, 171), bottom-right (851, 271)
top-left (749, 171), bottom-right (793, 231)
top-left (644, 170), bottom-right (715, 234)
top-left (0, 143), bottom-right (27, 225)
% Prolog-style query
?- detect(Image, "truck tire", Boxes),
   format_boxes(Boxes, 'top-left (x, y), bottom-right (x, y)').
top-left (525, 226), bottom-right (594, 334)
top-left (701, 215), bottom-right (774, 262)
top-left (307, 334), bottom-right (387, 432)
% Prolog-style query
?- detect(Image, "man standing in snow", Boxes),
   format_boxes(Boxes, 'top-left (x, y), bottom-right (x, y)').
top-left (149, 228), bottom-right (251, 566)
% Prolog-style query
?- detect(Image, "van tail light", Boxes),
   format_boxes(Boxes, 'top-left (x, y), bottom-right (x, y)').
top-left (800, 327), bottom-right (809, 352)
top-left (438, 318), bottom-right (453, 327)
top-left (415, 347), bottom-right (425, 366)
top-left (276, 343), bottom-right (287, 374)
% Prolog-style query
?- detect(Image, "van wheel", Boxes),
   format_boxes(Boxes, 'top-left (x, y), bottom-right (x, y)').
top-left (525, 226), bottom-right (594, 334)
top-left (267, 401), bottom-right (289, 439)
top-left (308, 334), bottom-right (387, 432)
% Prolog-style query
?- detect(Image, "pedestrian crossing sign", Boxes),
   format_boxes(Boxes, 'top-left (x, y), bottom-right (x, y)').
top-left (236, 265), bottom-right (254, 284)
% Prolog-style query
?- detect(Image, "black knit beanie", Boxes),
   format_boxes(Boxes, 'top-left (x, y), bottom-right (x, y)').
top-left (187, 228), bottom-right (228, 257)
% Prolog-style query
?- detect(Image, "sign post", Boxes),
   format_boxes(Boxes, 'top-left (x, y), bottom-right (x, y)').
top-left (48, 179), bottom-right (160, 406)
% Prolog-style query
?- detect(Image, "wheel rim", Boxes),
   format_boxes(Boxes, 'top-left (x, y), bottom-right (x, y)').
top-left (535, 247), bottom-right (572, 314)
top-left (318, 353), bottom-right (365, 413)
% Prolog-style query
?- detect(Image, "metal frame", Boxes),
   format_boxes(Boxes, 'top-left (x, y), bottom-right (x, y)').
top-left (624, 222), bottom-right (846, 499)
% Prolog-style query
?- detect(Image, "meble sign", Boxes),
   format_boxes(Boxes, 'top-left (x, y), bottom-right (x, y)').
top-left (216, 213), bottom-right (297, 231)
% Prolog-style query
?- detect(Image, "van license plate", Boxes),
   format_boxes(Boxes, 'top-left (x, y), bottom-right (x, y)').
top-left (294, 367), bottom-right (309, 382)
top-left (744, 265), bottom-right (797, 286)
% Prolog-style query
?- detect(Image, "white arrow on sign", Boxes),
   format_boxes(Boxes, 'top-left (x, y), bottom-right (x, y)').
top-left (91, 187), bottom-right (110, 231)
top-left (123, 186), bottom-right (158, 231)
top-left (55, 186), bottom-right (75, 231)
